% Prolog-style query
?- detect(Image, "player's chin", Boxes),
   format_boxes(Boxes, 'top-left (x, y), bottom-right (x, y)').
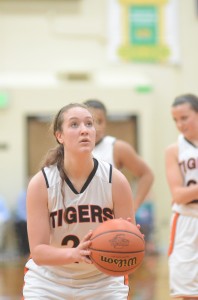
top-left (79, 142), bottom-right (93, 149)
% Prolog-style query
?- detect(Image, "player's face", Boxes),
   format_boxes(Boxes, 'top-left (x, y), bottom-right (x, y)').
top-left (88, 108), bottom-right (107, 144)
top-left (56, 107), bottom-right (96, 154)
top-left (171, 103), bottom-right (198, 140)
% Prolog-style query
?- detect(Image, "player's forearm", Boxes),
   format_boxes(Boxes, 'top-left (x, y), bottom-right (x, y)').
top-left (171, 185), bottom-right (198, 204)
top-left (30, 244), bottom-right (78, 266)
top-left (134, 172), bottom-right (154, 211)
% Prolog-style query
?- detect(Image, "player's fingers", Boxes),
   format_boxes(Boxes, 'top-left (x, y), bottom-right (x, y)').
top-left (136, 224), bottom-right (144, 239)
top-left (80, 249), bottom-right (91, 256)
top-left (83, 255), bottom-right (92, 264)
top-left (79, 240), bottom-right (91, 250)
top-left (81, 230), bottom-right (93, 242)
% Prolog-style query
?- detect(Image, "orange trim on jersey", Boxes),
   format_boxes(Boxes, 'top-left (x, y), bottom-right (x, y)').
top-left (124, 275), bottom-right (131, 300)
top-left (168, 212), bottom-right (179, 256)
top-left (124, 274), bottom-right (129, 286)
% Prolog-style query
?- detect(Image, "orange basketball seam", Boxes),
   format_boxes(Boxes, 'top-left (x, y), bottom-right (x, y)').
top-left (90, 248), bottom-right (145, 253)
top-left (90, 230), bottom-right (144, 241)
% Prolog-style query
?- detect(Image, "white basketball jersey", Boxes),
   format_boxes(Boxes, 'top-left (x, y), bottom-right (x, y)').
top-left (25, 158), bottom-right (114, 279)
top-left (92, 136), bottom-right (116, 167)
top-left (172, 134), bottom-right (198, 217)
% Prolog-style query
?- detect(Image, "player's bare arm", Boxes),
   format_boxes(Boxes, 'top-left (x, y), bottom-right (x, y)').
top-left (112, 168), bottom-right (135, 224)
top-left (114, 139), bottom-right (154, 210)
top-left (165, 143), bottom-right (198, 204)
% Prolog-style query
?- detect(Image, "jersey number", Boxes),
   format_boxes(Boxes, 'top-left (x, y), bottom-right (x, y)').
top-left (61, 235), bottom-right (80, 248)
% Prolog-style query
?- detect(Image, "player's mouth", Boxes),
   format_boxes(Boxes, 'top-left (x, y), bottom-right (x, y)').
top-left (80, 138), bottom-right (90, 143)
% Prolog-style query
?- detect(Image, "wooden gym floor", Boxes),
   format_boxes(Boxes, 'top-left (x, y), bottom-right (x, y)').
top-left (0, 252), bottom-right (179, 300)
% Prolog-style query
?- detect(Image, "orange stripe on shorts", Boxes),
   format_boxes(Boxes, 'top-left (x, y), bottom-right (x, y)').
top-left (168, 212), bottom-right (179, 256)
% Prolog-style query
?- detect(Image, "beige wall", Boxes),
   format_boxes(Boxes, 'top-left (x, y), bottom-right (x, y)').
top-left (0, 0), bottom-right (198, 252)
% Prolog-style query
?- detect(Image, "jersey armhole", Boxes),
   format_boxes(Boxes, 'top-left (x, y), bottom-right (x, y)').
top-left (41, 168), bottom-right (49, 188)
top-left (109, 164), bottom-right (112, 183)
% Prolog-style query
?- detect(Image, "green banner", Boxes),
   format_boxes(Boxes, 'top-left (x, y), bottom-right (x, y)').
top-left (129, 5), bottom-right (158, 45)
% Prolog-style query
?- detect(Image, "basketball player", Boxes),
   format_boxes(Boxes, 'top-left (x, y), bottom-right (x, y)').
top-left (165, 94), bottom-right (198, 300)
top-left (23, 103), bottom-right (136, 299)
top-left (83, 99), bottom-right (154, 212)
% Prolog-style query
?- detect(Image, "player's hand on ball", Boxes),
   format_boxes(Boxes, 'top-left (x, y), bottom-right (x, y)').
top-left (136, 224), bottom-right (145, 240)
top-left (73, 230), bottom-right (93, 264)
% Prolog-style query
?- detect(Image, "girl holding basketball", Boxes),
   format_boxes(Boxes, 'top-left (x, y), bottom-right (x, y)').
top-left (165, 94), bottom-right (198, 300)
top-left (23, 103), bottom-right (136, 299)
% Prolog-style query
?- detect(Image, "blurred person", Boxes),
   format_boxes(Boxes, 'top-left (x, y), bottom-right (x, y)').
top-left (23, 103), bottom-right (139, 299)
top-left (84, 99), bottom-right (155, 255)
top-left (83, 99), bottom-right (154, 212)
top-left (165, 94), bottom-right (198, 300)
top-left (14, 188), bottom-right (29, 256)
top-left (0, 194), bottom-right (10, 251)
top-left (135, 195), bottom-right (157, 255)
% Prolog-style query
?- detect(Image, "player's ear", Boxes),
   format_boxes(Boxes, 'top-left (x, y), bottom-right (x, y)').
top-left (55, 131), bottom-right (63, 144)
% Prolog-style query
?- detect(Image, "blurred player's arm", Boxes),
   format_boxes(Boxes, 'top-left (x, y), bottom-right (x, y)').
top-left (165, 143), bottom-right (198, 204)
top-left (115, 140), bottom-right (154, 211)
top-left (112, 168), bottom-right (135, 224)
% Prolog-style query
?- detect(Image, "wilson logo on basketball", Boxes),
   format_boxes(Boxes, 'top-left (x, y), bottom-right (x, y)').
top-left (109, 234), bottom-right (129, 249)
top-left (100, 256), bottom-right (137, 268)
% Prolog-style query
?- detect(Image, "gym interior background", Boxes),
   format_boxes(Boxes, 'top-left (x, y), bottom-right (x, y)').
top-left (0, 0), bottom-right (198, 255)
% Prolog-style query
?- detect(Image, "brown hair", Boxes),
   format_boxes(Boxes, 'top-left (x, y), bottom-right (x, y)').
top-left (172, 94), bottom-right (198, 112)
top-left (42, 103), bottom-right (89, 165)
top-left (83, 99), bottom-right (107, 116)
top-left (40, 103), bottom-right (91, 204)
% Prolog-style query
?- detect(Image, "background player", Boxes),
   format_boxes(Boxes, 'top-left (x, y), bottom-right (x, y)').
top-left (83, 99), bottom-right (154, 212)
top-left (165, 94), bottom-right (198, 300)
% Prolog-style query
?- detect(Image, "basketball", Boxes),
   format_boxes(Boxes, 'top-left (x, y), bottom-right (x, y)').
top-left (90, 219), bottom-right (145, 276)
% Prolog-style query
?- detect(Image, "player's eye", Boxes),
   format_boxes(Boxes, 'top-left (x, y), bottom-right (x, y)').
top-left (71, 122), bottom-right (78, 128)
top-left (86, 121), bottom-right (93, 127)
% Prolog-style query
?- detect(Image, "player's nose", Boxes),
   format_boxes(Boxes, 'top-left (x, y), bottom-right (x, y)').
top-left (80, 123), bottom-right (88, 134)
